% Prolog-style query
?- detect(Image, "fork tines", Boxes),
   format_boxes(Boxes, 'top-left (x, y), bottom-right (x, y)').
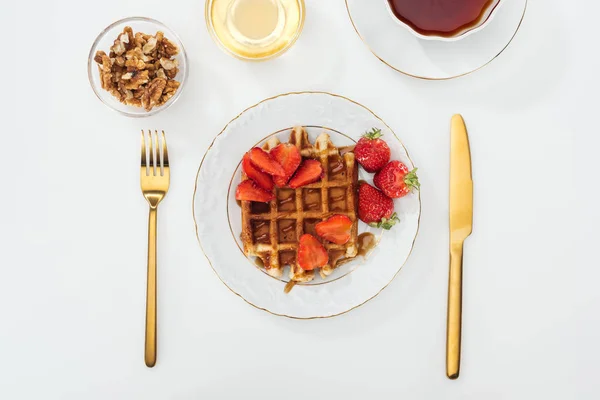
top-left (141, 130), bottom-right (169, 176)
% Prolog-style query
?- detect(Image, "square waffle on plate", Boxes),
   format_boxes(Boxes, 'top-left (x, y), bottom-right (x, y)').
top-left (240, 126), bottom-right (359, 282)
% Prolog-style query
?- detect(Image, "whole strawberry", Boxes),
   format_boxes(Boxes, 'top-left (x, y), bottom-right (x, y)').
top-left (357, 182), bottom-right (399, 229)
top-left (354, 128), bottom-right (391, 173)
top-left (374, 161), bottom-right (420, 198)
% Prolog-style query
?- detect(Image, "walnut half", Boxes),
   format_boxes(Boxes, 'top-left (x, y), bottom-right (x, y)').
top-left (141, 78), bottom-right (167, 111)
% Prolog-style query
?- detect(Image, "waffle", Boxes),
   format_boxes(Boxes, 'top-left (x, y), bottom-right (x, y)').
top-left (240, 127), bottom-right (359, 282)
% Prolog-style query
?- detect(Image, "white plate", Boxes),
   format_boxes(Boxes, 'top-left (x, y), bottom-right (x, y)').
top-left (345, 0), bottom-right (528, 80)
top-left (193, 92), bottom-right (421, 318)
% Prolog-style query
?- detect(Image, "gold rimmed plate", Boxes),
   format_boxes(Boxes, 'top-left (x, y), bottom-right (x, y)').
top-left (345, 0), bottom-right (528, 80)
top-left (193, 92), bottom-right (421, 319)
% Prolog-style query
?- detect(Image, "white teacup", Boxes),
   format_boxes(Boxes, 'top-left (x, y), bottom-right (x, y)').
top-left (385, 0), bottom-right (503, 42)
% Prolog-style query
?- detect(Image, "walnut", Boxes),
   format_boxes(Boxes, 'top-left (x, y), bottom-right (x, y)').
top-left (134, 32), bottom-right (146, 48)
top-left (165, 80), bottom-right (180, 92)
top-left (159, 37), bottom-right (179, 57)
top-left (159, 57), bottom-right (178, 70)
top-left (133, 89), bottom-right (145, 99)
top-left (124, 70), bottom-right (149, 89)
top-left (126, 98), bottom-right (142, 107)
top-left (126, 47), bottom-right (152, 63)
top-left (156, 68), bottom-right (166, 79)
top-left (110, 38), bottom-right (126, 55)
top-left (94, 50), bottom-right (106, 64)
top-left (125, 57), bottom-right (146, 71)
top-left (157, 91), bottom-right (174, 106)
top-left (143, 37), bottom-right (157, 54)
top-left (165, 67), bottom-right (178, 80)
top-left (123, 27), bottom-right (134, 49)
top-left (108, 87), bottom-right (123, 101)
top-left (99, 54), bottom-right (112, 89)
top-left (141, 78), bottom-right (167, 111)
top-left (94, 26), bottom-right (180, 111)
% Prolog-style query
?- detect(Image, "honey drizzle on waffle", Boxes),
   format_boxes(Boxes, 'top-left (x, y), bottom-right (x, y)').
top-left (241, 127), bottom-right (359, 283)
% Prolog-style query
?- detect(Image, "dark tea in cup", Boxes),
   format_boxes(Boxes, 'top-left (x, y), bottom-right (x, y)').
top-left (386, 0), bottom-right (500, 39)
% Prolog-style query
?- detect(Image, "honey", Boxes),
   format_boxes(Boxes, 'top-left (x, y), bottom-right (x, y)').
top-left (283, 280), bottom-right (297, 293)
top-left (208, 0), bottom-right (304, 60)
top-left (357, 232), bottom-right (376, 257)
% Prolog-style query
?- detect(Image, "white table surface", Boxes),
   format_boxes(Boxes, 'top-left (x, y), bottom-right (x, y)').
top-left (1, 0), bottom-right (596, 399)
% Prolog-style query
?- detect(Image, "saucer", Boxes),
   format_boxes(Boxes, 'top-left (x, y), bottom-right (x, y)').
top-left (345, 0), bottom-right (528, 80)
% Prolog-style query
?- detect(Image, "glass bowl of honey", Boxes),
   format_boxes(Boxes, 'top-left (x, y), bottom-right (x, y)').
top-left (206, 0), bottom-right (305, 61)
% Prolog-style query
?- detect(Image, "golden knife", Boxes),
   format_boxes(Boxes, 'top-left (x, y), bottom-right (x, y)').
top-left (446, 114), bottom-right (473, 379)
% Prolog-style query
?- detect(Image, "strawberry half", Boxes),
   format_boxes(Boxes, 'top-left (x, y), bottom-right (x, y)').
top-left (249, 147), bottom-right (286, 177)
top-left (235, 180), bottom-right (274, 203)
top-left (357, 182), bottom-right (399, 229)
top-left (270, 143), bottom-right (301, 187)
top-left (354, 128), bottom-right (391, 173)
top-left (374, 161), bottom-right (420, 198)
top-left (288, 159), bottom-right (323, 189)
top-left (315, 215), bottom-right (353, 245)
top-left (242, 152), bottom-right (274, 191)
top-left (297, 234), bottom-right (329, 271)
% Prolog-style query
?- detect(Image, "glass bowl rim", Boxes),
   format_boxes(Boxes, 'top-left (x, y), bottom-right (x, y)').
top-left (204, 0), bottom-right (306, 62)
top-left (87, 16), bottom-right (189, 118)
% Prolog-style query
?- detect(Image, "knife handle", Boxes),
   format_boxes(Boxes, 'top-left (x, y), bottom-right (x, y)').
top-left (446, 241), bottom-right (464, 379)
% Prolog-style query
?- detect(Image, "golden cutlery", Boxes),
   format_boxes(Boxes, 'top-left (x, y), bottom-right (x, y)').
top-left (140, 129), bottom-right (170, 368)
top-left (446, 115), bottom-right (473, 379)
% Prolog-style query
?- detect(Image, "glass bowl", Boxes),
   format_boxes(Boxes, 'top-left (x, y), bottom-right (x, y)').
top-left (87, 17), bottom-right (188, 118)
top-left (205, 0), bottom-right (305, 61)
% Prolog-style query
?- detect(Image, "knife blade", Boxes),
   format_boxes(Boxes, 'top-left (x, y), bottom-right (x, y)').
top-left (446, 114), bottom-right (473, 379)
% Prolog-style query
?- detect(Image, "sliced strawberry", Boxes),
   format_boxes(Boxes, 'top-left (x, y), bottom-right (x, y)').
top-left (288, 160), bottom-right (323, 189)
top-left (297, 234), bottom-right (329, 270)
top-left (270, 143), bottom-right (301, 187)
top-left (274, 175), bottom-right (289, 188)
top-left (315, 215), bottom-right (353, 245)
top-left (235, 180), bottom-right (274, 202)
top-left (249, 147), bottom-right (285, 177)
top-left (242, 153), bottom-right (274, 191)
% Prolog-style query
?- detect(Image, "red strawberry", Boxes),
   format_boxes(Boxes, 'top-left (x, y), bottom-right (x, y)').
top-left (357, 182), bottom-right (399, 229)
top-left (242, 153), bottom-right (274, 191)
top-left (235, 180), bottom-right (274, 202)
top-left (297, 234), bottom-right (329, 270)
top-left (354, 128), bottom-right (391, 173)
top-left (249, 147), bottom-right (286, 177)
top-left (288, 159), bottom-right (323, 189)
top-left (374, 161), bottom-right (420, 198)
top-left (315, 215), bottom-right (353, 245)
top-left (270, 143), bottom-right (301, 187)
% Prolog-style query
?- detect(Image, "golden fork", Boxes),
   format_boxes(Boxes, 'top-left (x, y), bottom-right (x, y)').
top-left (140, 130), bottom-right (170, 368)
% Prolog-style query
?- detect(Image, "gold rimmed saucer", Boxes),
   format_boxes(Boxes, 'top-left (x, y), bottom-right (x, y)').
top-left (345, 0), bottom-right (528, 80)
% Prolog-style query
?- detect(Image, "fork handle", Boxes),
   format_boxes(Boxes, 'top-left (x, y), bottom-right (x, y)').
top-left (145, 206), bottom-right (157, 367)
top-left (446, 241), bottom-right (464, 379)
